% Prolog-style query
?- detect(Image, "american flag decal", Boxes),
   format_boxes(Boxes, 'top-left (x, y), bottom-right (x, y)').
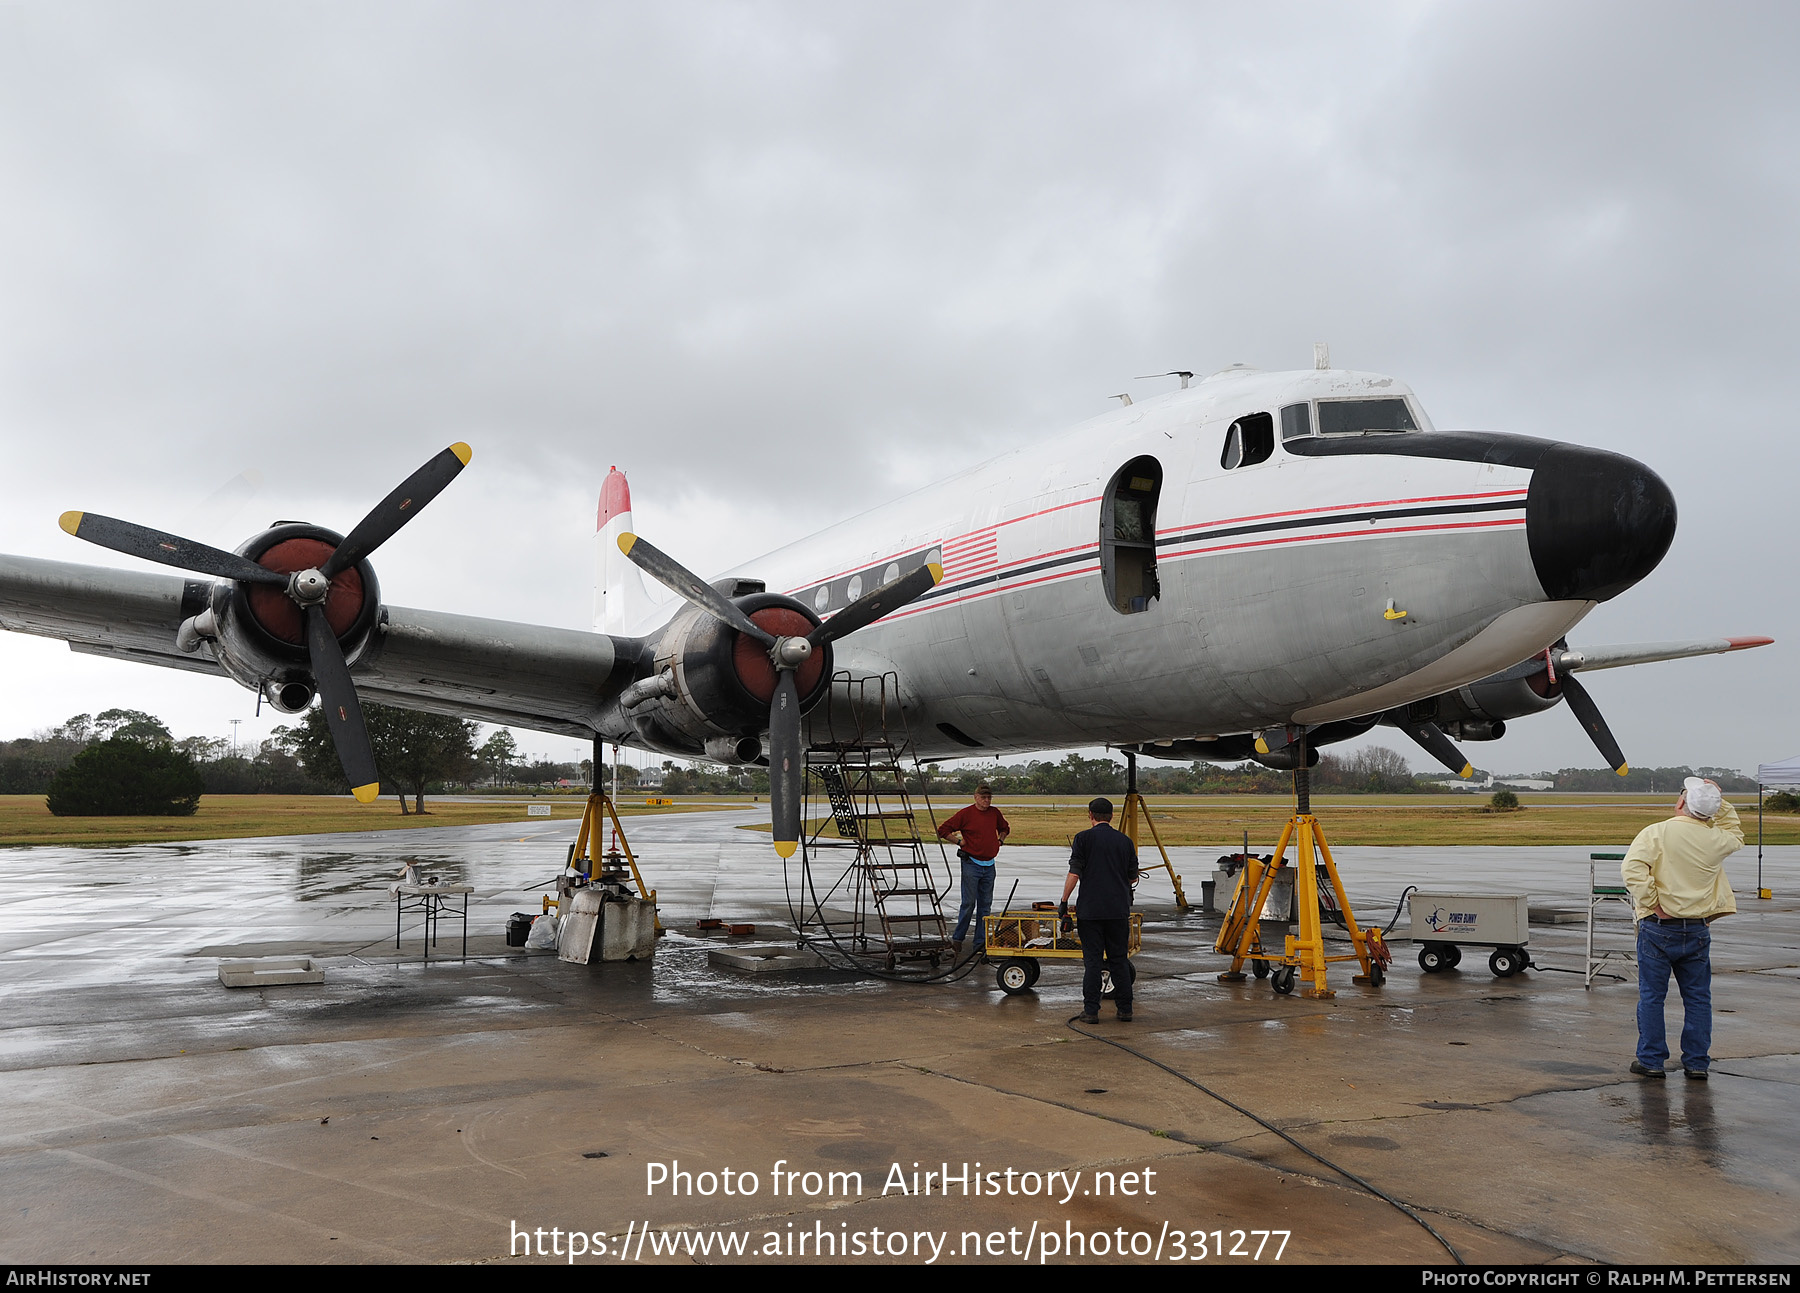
top-left (939, 531), bottom-right (998, 581)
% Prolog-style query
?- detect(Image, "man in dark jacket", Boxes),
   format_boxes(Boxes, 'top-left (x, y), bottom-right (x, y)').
top-left (1060, 797), bottom-right (1139, 1023)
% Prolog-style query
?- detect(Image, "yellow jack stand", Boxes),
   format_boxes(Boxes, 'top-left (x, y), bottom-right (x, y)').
top-left (1214, 740), bottom-right (1381, 997)
top-left (565, 791), bottom-right (662, 932)
top-left (1120, 750), bottom-right (1190, 912)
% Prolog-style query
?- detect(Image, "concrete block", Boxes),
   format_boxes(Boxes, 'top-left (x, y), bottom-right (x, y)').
top-left (218, 957), bottom-right (325, 988)
top-left (707, 945), bottom-right (827, 973)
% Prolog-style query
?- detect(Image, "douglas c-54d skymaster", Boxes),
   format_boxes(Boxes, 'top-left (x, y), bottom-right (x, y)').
top-left (0, 361), bottom-right (1771, 854)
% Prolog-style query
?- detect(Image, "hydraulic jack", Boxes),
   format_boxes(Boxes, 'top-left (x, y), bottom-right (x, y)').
top-left (1119, 749), bottom-right (1190, 912)
top-left (1214, 734), bottom-right (1386, 997)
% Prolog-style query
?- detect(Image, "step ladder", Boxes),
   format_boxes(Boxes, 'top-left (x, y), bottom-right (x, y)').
top-left (796, 673), bottom-right (954, 972)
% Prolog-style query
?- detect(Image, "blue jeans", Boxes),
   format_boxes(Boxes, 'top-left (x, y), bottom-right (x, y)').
top-left (1636, 919), bottom-right (1713, 1072)
top-left (953, 857), bottom-right (996, 946)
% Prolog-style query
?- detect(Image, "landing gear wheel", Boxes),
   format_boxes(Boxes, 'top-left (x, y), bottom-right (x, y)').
top-left (1419, 944), bottom-right (1449, 973)
top-left (997, 959), bottom-right (1039, 995)
top-left (1272, 965), bottom-right (1297, 995)
top-left (1489, 946), bottom-right (1526, 977)
top-left (1251, 958), bottom-right (1271, 979)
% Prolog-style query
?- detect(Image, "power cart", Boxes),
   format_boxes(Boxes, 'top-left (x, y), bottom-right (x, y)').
top-left (1408, 891), bottom-right (1531, 977)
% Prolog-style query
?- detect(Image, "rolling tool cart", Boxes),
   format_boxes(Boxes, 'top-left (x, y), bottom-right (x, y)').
top-left (983, 908), bottom-right (1143, 995)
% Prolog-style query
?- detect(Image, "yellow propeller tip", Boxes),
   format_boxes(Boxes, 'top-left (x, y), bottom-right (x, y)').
top-left (352, 783), bottom-right (380, 804)
top-left (926, 562), bottom-right (944, 584)
top-left (1254, 737), bottom-right (1269, 754)
top-left (450, 442), bottom-right (473, 466)
top-left (617, 532), bottom-right (636, 556)
top-left (773, 840), bottom-right (798, 859)
top-left (58, 511), bottom-right (82, 536)
top-left (1460, 764), bottom-right (1474, 779)
top-left (1617, 764), bottom-right (1630, 776)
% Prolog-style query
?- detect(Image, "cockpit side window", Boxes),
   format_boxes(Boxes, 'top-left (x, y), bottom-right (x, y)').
top-left (1316, 398), bottom-right (1417, 436)
top-left (1219, 412), bottom-right (1274, 470)
top-left (1280, 403), bottom-right (1312, 440)
top-left (1099, 456), bottom-right (1161, 615)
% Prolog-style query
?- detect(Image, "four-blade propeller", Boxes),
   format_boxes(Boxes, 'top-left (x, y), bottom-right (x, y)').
top-left (59, 443), bottom-right (473, 804)
top-left (618, 533), bottom-right (941, 855)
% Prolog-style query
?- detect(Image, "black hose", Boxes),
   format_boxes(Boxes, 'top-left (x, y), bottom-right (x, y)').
top-left (780, 833), bottom-right (990, 985)
top-left (1063, 1014), bottom-right (1466, 1266)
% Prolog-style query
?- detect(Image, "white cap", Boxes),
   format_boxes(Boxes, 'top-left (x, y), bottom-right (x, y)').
top-left (1683, 777), bottom-right (1722, 820)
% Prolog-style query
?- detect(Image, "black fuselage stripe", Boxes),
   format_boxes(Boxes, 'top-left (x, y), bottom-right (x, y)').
top-left (911, 497), bottom-right (1526, 604)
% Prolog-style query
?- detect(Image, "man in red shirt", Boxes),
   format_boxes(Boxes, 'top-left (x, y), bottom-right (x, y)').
top-left (937, 783), bottom-right (1011, 957)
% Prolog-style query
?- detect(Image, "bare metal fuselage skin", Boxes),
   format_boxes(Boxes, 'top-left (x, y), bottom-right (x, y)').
top-left (607, 367), bottom-right (1671, 763)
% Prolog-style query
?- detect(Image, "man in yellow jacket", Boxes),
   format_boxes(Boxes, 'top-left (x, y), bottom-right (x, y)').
top-left (1621, 777), bottom-right (1743, 1079)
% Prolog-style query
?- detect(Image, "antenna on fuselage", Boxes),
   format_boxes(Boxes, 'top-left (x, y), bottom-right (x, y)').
top-left (1314, 342), bottom-right (1330, 370)
top-left (1135, 370), bottom-right (1194, 389)
top-left (1110, 393), bottom-right (1133, 406)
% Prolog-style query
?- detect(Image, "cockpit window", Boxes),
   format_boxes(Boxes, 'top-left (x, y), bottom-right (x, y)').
top-left (1316, 398), bottom-right (1417, 436)
top-left (1219, 412), bottom-right (1274, 470)
top-left (1279, 403), bottom-right (1311, 440)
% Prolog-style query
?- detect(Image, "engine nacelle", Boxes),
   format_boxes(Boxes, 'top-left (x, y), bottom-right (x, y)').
top-left (1394, 670), bottom-right (1561, 740)
top-left (178, 522), bottom-right (382, 707)
top-left (622, 592), bottom-right (832, 758)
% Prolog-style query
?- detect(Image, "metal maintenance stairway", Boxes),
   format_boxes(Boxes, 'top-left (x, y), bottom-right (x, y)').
top-left (796, 673), bottom-right (954, 971)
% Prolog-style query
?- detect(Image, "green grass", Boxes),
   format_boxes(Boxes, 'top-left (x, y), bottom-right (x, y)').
top-left (757, 793), bottom-right (1800, 849)
top-left (5, 790), bottom-right (1792, 850)
top-left (0, 793), bottom-right (724, 848)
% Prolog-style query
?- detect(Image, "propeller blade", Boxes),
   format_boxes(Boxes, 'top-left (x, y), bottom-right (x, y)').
top-left (807, 561), bottom-right (943, 647)
top-left (322, 443), bottom-right (472, 578)
top-left (1392, 716), bottom-right (1474, 778)
top-left (616, 532), bottom-right (776, 645)
top-left (1559, 672), bottom-right (1629, 775)
top-left (305, 603), bottom-right (381, 803)
top-left (769, 669), bottom-right (802, 857)
top-left (58, 511), bottom-right (288, 585)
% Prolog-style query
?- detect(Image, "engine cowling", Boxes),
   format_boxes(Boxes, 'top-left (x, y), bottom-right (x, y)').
top-left (1392, 669), bottom-right (1562, 741)
top-left (623, 592), bottom-right (832, 759)
top-left (183, 523), bottom-right (382, 713)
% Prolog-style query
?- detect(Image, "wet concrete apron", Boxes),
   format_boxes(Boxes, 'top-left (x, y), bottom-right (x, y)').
top-left (1, 811), bottom-right (1794, 1264)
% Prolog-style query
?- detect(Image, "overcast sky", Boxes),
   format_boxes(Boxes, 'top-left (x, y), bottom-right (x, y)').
top-left (1, 1), bottom-right (1794, 778)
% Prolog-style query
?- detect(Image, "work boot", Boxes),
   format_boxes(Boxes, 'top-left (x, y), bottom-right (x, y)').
top-left (1629, 1061), bottom-right (1666, 1078)
top-left (950, 939), bottom-right (963, 957)
top-left (1078, 1012), bottom-right (1100, 1025)
top-left (1684, 1068), bottom-right (1709, 1080)
top-left (1117, 1009), bottom-right (1133, 1022)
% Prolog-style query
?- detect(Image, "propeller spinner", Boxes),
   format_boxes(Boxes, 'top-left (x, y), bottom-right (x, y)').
top-left (60, 443), bottom-right (473, 804)
top-left (618, 533), bottom-right (942, 855)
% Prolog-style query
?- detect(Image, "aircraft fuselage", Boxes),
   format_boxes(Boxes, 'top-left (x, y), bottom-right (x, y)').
top-left (685, 366), bottom-right (1673, 762)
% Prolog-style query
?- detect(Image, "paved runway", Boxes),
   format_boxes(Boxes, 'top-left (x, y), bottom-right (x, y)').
top-left (2, 808), bottom-right (1796, 1265)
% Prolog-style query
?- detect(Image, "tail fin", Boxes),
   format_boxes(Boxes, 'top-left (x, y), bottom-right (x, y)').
top-left (594, 467), bottom-right (662, 635)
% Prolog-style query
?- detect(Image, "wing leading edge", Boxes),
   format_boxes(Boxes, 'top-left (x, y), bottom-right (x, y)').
top-left (0, 554), bottom-right (639, 740)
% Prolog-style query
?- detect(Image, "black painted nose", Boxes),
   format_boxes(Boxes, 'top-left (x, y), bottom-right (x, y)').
top-left (1526, 444), bottom-right (1676, 602)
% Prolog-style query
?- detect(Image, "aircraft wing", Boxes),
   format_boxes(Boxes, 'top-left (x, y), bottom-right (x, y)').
top-left (1558, 636), bottom-right (1773, 672)
top-left (0, 554), bottom-right (635, 740)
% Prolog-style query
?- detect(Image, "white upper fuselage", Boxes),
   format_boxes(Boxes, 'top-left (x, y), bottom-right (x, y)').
top-left (667, 367), bottom-right (1591, 761)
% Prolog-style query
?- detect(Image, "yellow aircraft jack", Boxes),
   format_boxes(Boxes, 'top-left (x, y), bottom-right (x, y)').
top-left (1119, 749), bottom-right (1189, 912)
top-left (1214, 737), bottom-right (1385, 997)
top-left (553, 789), bottom-right (662, 934)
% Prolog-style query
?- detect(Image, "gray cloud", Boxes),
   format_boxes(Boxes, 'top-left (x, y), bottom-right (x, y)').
top-left (1, 1), bottom-right (1793, 775)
